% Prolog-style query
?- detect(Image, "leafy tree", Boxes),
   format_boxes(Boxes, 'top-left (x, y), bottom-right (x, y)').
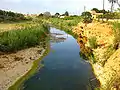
top-left (92, 8), bottom-right (100, 13)
top-left (81, 12), bottom-right (93, 24)
top-left (38, 13), bottom-right (43, 17)
top-left (54, 13), bottom-right (60, 17)
top-left (43, 12), bottom-right (51, 18)
top-left (99, 9), bottom-right (108, 14)
top-left (0, 10), bottom-right (4, 15)
top-left (64, 11), bottom-right (69, 16)
top-left (104, 12), bottom-right (114, 21)
top-left (117, 1), bottom-right (120, 7)
top-left (0, 9), bottom-right (27, 22)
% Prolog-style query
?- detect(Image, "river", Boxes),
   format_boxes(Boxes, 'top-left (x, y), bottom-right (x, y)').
top-left (21, 27), bottom-right (98, 90)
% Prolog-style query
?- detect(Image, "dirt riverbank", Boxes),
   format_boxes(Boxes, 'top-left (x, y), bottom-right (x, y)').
top-left (72, 22), bottom-right (120, 90)
top-left (0, 46), bottom-right (45, 90)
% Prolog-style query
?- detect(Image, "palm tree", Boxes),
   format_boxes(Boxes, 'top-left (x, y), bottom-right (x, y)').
top-left (108, 0), bottom-right (118, 12)
top-left (117, 0), bottom-right (120, 7)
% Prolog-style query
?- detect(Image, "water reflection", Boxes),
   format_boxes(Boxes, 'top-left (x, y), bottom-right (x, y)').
top-left (50, 29), bottom-right (68, 43)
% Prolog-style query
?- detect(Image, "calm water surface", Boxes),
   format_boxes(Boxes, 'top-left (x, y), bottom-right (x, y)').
top-left (22, 28), bottom-right (97, 90)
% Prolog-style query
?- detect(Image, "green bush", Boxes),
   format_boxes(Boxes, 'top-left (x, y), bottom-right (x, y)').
top-left (89, 36), bottom-right (98, 49)
top-left (0, 23), bottom-right (49, 52)
top-left (81, 12), bottom-right (93, 23)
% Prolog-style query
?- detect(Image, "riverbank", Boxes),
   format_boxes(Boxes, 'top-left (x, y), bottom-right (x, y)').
top-left (72, 22), bottom-right (120, 90)
top-left (0, 45), bottom-right (46, 90)
top-left (0, 20), bottom-right (50, 90)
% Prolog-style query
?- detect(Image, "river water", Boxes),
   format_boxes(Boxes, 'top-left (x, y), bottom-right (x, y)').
top-left (21, 28), bottom-right (98, 90)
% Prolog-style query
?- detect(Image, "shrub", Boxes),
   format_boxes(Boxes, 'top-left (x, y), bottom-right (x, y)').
top-left (81, 12), bottom-right (93, 23)
top-left (89, 36), bottom-right (97, 49)
top-left (113, 22), bottom-right (120, 49)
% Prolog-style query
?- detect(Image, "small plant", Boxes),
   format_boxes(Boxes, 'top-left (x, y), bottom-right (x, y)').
top-left (113, 22), bottom-right (120, 49)
top-left (104, 45), bottom-right (115, 60)
top-left (102, 44), bottom-right (115, 66)
top-left (89, 36), bottom-right (98, 49)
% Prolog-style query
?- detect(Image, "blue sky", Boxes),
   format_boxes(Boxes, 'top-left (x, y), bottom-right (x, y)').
top-left (0, 0), bottom-right (119, 15)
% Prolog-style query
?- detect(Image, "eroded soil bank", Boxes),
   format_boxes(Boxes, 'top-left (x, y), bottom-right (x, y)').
top-left (72, 22), bottom-right (120, 90)
top-left (0, 46), bottom-right (46, 90)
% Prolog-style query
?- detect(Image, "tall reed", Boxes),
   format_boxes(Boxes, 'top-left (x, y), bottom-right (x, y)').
top-left (0, 23), bottom-right (49, 52)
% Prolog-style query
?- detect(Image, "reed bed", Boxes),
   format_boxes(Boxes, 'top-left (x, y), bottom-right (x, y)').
top-left (0, 22), bottom-right (49, 52)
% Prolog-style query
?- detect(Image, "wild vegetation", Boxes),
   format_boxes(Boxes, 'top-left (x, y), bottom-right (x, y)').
top-left (113, 22), bottom-right (120, 49)
top-left (88, 36), bottom-right (98, 49)
top-left (0, 21), bottom-right (49, 52)
top-left (102, 44), bottom-right (115, 66)
top-left (48, 16), bottom-right (82, 37)
top-left (0, 10), bottom-right (30, 22)
top-left (81, 11), bottom-right (93, 24)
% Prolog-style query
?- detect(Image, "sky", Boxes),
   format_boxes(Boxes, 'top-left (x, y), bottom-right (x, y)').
top-left (0, 0), bottom-right (119, 15)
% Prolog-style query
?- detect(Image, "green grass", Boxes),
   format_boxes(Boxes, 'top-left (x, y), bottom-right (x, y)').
top-left (0, 22), bottom-right (49, 52)
top-left (101, 44), bottom-right (115, 66)
top-left (89, 36), bottom-right (98, 49)
top-left (113, 22), bottom-right (120, 49)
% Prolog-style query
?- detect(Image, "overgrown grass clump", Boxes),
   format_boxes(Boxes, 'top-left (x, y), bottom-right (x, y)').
top-left (101, 44), bottom-right (115, 66)
top-left (89, 36), bottom-right (98, 49)
top-left (0, 23), bottom-right (49, 52)
top-left (113, 22), bottom-right (120, 49)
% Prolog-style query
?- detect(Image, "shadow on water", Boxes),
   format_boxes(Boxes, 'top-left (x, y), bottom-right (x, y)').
top-left (79, 52), bottom-right (100, 90)
top-left (20, 27), bottom-right (100, 90)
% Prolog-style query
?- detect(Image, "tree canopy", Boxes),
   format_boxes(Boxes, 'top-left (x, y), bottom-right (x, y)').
top-left (92, 8), bottom-right (100, 13)
top-left (43, 12), bottom-right (51, 18)
top-left (91, 8), bottom-right (108, 14)
top-left (81, 12), bottom-right (93, 23)
top-left (64, 11), bottom-right (69, 16)
top-left (54, 13), bottom-right (60, 17)
top-left (0, 9), bottom-right (26, 22)
top-left (38, 13), bottom-right (43, 17)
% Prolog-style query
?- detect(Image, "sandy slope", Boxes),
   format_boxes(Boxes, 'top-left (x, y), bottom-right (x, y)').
top-left (0, 46), bottom-right (45, 90)
top-left (73, 22), bottom-right (120, 89)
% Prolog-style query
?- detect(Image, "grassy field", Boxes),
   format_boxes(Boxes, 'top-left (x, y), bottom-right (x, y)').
top-left (0, 23), bottom-right (17, 32)
top-left (0, 21), bottom-right (32, 32)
